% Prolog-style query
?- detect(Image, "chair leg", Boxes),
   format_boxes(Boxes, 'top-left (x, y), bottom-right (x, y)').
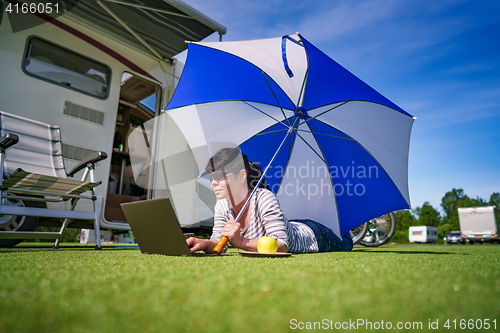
top-left (54, 197), bottom-right (80, 249)
top-left (53, 217), bottom-right (72, 249)
top-left (93, 196), bottom-right (102, 250)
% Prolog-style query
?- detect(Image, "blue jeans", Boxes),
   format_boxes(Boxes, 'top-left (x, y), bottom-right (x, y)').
top-left (291, 219), bottom-right (353, 252)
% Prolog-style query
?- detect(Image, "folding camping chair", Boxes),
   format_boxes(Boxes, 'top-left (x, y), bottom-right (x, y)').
top-left (0, 111), bottom-right (107, 249)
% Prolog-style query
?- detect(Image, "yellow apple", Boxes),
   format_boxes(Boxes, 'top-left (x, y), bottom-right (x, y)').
top-left (257, 236), bottom-right (278, 254)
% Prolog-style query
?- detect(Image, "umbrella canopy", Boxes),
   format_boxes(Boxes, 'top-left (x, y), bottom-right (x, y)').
top-left (164, 34), bottom-right (415, 237)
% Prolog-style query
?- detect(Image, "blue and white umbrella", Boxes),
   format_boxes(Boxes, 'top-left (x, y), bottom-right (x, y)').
top-left (165, 34), bottom-right (415, 237)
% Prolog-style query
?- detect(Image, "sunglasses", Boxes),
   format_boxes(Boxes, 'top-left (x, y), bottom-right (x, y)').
top-left (209, 169), bottom-right (239, 182)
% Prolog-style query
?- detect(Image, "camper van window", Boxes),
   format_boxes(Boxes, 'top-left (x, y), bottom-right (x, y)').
top-left (23, 38), bottom-right (110, 98)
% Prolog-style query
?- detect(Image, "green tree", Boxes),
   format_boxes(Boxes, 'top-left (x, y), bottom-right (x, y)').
top-left (441, 189), bottom-right (476, 228)
top-left (465, 196), bottom-right (487, 207)
top-left (489, 192), bottom-right (500, 207)
top-left (392, 209), bottom-right (417, 244)
top-left (439, 188), bottom-right (490, 240)
top-left (414, 202), bottom-right (441, 227)
top-left (437, 223), bottom-right (456, 241)
top-left (441, 188), bottom-right (466, 222)
top-left (440, 189), bottom-right (466, 238)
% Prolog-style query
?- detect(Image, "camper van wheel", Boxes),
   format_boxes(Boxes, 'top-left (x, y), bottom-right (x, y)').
top-left (0, 195), bottom-right (41, 248)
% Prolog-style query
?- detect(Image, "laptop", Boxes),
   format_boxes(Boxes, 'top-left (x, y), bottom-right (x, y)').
top-left (120, 198), bottom-right (219, 257)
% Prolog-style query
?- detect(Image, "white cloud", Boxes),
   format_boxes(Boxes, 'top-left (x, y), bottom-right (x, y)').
top-left (295, 0), bottom-right (400, 41)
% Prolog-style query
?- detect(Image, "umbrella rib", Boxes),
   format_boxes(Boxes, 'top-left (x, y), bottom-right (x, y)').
top-left (294, 131), bottom-right (327, 164)
top-left (261, 72), bottom-right (291, 126)
top-left (234, 129), bottom-right (293, 222)
top-left (242, 101), bottom-right (290, 129)
top-left (254, 129), bottom-right (289, 136)
top-left (297, 101), bottom-right (349, 127)
top-left (296, 129), bottom-right (355, 142)
top-left (295, 68), bottom-right (309, 109)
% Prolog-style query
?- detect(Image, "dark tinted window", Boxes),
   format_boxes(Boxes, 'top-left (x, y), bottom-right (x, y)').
top-left (23, 38), bottom-right (110, 98)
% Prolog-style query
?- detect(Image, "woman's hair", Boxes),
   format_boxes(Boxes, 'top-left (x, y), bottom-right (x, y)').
top-left (205, 148), bottom-right (268, 189)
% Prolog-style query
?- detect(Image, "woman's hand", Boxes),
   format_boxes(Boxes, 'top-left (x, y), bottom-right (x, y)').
top-left (186, 237), bottom-right (221, 254)
top-left (186, 237), bottom-right (209, 253)
top-left (221, 220), bottom-right (242, 247)
top-left (219, 220), bottom-right (289, 252)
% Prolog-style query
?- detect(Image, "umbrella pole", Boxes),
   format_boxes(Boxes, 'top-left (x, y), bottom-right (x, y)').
top-left (212, 127), bottom-right (294, 254)
top-left (235, 115), bottom-right (302, 222)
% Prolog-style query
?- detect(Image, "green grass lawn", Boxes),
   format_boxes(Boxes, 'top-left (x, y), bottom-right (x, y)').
top-left (1, 244), bottom-right (499, 332)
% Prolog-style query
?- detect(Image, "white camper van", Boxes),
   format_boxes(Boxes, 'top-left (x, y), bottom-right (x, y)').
top-left (408, 226), bottom-right (438, 243)
top-left (0, 0), bottom-right (225, 246)
top-left (458, 206), bottom-right (500, 244)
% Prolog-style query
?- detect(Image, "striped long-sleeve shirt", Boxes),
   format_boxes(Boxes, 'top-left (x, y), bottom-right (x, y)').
top-left (210, 188), bottom-right (319, 253)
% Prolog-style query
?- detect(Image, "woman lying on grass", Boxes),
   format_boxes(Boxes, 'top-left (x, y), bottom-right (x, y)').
top-left (186, 148), bottom-right (353, 254)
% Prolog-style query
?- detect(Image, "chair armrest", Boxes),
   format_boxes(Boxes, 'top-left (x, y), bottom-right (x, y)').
top-left (67, 151), bottom-right (108, 177)
top-left (0, 133), bottom-right (19, 152)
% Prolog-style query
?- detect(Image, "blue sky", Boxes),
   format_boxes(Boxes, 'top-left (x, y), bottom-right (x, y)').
top-left (177, 0), bottom-right (500, 213)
